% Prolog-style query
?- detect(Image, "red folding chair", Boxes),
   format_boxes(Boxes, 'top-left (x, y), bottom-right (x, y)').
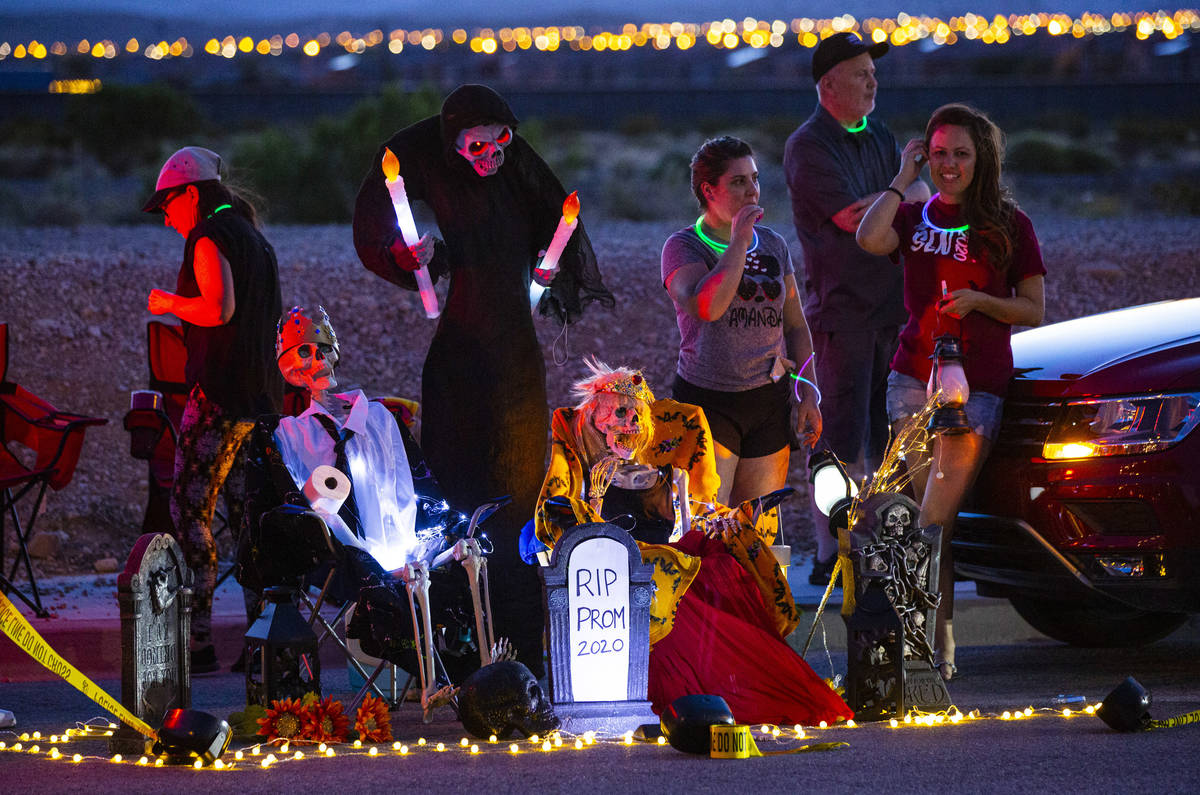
top-left (1, 322), bottom-right (107, 616)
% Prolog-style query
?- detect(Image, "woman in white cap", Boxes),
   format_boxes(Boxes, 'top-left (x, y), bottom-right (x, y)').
top-left (143, 146), bottom-right (283, 674)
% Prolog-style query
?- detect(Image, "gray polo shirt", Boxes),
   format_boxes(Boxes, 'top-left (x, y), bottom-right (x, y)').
top-left (784, 103), bottom-right (906, 332)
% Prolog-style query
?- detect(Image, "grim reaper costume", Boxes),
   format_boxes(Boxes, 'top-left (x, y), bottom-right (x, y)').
top-left (353, 85), bottom-right (613, 674)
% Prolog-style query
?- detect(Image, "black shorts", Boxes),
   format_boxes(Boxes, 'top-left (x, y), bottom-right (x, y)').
top-left (672, 375), bottom-right (791, 459)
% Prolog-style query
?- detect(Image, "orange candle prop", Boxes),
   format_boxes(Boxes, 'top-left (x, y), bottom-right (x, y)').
top-left (538, 191), bottom-right (580, 275)
top-left (382, 147), bottom-right (439, 319)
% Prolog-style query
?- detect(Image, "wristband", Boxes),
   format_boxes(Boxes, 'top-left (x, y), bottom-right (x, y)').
top-left (885, 186), bottom-right (906, 201)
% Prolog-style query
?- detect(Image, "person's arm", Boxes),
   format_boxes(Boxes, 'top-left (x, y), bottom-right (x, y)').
top-left (857, 138), bottom-right (926, 255)
top-left (782, 273), bottom-right (822, 447)
top-left (147, 237), bottom-right (235, 326)
top-left (940, 274), bottom-right (1045, 327)
top-left (665, 205), bottom-right (762, 322)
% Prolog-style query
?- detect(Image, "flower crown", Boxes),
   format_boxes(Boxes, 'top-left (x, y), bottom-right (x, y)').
top-left (572, 356), bottom-right (656, 408)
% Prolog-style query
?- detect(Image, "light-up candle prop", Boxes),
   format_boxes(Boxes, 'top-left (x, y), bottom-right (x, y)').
top-left (381, 147), bottom-right (439, 319)
top-left (530, 191), bottom-right (580, 311)
top-left (540, 190), bottom-right (580, 274)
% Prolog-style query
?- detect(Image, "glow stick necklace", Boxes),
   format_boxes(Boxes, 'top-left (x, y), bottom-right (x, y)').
top-left (921, 193), bottom-right (969, 234)
top-left (694, 216), bottom-right (759, 256)
top-left (846, 117), bottom-right (868, 133)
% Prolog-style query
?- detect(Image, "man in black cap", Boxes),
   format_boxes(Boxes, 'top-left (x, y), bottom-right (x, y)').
top-left (783, 33), bottom-right (930, 584)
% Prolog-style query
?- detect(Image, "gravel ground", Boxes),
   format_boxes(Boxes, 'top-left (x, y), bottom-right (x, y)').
top-left (1, 206), bottom-right (1197, 577)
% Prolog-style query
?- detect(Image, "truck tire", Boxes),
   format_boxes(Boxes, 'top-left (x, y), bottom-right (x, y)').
top-left (1009, 596), bottom-right (1187, 647)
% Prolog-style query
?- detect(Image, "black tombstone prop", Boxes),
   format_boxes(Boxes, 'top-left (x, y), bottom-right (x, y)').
top-left (110, 533), bottom-right (192, 756)
top-left (540, 521), bottom-right (658, 733)
top-left (842, 493), bottom-right (951, 720)
top-left (244, 586), bottom-right (321, 707)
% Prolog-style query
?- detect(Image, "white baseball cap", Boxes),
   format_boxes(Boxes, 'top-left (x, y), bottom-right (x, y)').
top-left (142, 146), bottom-right (222, 212)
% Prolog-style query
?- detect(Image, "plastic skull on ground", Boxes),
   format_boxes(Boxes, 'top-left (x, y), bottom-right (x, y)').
top-left (457, 661), bottom-right (559, 739)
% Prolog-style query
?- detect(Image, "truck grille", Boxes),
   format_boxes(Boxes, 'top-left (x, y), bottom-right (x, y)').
top-left (992, 399), bottom-right (1059, 457)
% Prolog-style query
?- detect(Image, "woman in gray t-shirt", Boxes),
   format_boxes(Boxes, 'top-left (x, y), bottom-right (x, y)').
top-left (661, 136), bottom-right (822, 507)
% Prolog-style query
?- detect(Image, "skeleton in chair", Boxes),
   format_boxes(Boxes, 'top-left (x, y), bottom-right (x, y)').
top-left (239, 306), bottom-right (505, 719)
top-left (531, 360), bottom-right (852, 726)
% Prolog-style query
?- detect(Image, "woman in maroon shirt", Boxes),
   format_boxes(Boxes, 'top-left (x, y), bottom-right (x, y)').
top-left (856, 104), bottom-right (1046, 681)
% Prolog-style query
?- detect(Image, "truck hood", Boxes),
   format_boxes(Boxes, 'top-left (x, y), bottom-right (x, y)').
top-left (1011, 298), bottom-right (1200, 399)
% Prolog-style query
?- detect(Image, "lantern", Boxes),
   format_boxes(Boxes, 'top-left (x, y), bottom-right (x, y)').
top-left (244, 586), bottom-right (321, 707)
top-left (926, 334), bottom-right (970, 435)
top-left (808, 449), bottom-right (859, 535)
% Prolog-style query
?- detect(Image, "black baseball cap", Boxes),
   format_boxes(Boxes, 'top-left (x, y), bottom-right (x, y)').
top-left (812, 31), bottom-right (890, 82)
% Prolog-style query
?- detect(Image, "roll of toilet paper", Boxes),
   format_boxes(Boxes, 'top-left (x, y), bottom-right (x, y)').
top-left (303, 464), bottom-right (350, 515)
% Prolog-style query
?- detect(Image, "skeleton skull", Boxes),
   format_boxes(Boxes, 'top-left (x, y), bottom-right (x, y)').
top-left (276, 305), bottom-right (340, 394)
top-left (590, 392), bottom-right (650, 460)
top-left (457, 661), bottom-right (559, 739)
top-left (455, 123), bottom-right (513, 177)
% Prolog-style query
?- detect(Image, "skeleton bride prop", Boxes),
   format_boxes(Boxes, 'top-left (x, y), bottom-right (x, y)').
top-left (531, 360), bottom-right (852, 725)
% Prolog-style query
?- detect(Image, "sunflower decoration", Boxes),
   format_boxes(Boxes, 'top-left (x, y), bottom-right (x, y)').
top-left (355, 693), bottom-right (393, 743)
top-left (304, 695), bottom-right (351, 744)
top-left (257, 697), bottom-right (308, 743)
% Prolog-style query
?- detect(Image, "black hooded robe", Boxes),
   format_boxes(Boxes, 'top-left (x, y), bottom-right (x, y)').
top-left (353, 85), bottom-right (612, 675)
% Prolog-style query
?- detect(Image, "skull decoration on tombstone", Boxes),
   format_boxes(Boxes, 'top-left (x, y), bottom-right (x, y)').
top-left (457, 660), bottom-right (559, 739)
top-left (455, 123), bottom-right (513, 177)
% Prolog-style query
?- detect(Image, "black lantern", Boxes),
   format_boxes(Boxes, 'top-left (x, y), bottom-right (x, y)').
top-left (926, 334), bottom-right (970, 435)
top-left (808, 449), bottom-right (858, 536)
top-left (244, 586), bottom-right (321, 706)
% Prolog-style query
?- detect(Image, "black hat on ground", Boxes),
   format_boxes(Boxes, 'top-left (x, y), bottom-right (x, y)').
top-left (812, 31), bottom-right (890, 82)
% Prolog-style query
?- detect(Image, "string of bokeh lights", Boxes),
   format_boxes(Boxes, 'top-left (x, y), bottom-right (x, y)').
top-left (3, 10), bottom-right (1198, 66)
top-left (0, 701), bottom-right (1111, 770)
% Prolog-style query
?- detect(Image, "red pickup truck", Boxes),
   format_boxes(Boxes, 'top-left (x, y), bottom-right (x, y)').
top-left (954, 298), bottom-right (1200, 646)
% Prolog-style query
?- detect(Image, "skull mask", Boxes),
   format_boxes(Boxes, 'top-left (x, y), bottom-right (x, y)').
top-left (455, 123), bottom-right (513, 177)
top-left (276, 305), bottom-right (340, 395)
top-left (457, 661), bottom-right (559, 739)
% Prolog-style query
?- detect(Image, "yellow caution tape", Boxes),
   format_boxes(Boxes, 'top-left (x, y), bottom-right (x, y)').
top-left (0, 590), bottom-right (158, 740)
top-left (710, 724), bottom-right (850, 759)
top-left (837, 526), bottom-right (856, 616)
top-left (710, 724), bottom-right (761, 758)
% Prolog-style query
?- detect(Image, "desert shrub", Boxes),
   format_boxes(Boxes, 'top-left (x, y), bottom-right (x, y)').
top-left (1149, 174), bottom-right (1200, 216)
top-left (1006, 133), bottom-right (1111, 174)
top-left (63, 82), bottom-right (204, 174)
top-left (1032, 110), bottom-right (1091, 139)
top-left (232, 127), bottom-right (350, 223)
top-left (1112, 117), bottom-right (1196, 158)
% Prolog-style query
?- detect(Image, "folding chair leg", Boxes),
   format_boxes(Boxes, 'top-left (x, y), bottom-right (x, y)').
top-left (296, 591), bottom-right (393, 705)
top-left (1, 482), bottom-right (50, 618)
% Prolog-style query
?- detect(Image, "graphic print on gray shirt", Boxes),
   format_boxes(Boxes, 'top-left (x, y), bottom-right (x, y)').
top-left (661, 225), bottom-right (794, 392)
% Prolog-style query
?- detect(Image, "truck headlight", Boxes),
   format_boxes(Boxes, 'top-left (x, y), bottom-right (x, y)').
top-left (1043, 392), bottom-right (1200, 460)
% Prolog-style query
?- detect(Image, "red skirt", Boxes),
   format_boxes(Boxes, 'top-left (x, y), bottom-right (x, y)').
top-left (647, 532), bottom-right (852, 726)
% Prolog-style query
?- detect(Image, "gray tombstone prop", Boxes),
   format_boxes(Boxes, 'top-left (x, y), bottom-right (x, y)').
top-left (110, 533), bottom-right (193, 755)
top-left (842, 493), bottom-right (951, 720)
top-left (540, 522), bottom-right (658, 734)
